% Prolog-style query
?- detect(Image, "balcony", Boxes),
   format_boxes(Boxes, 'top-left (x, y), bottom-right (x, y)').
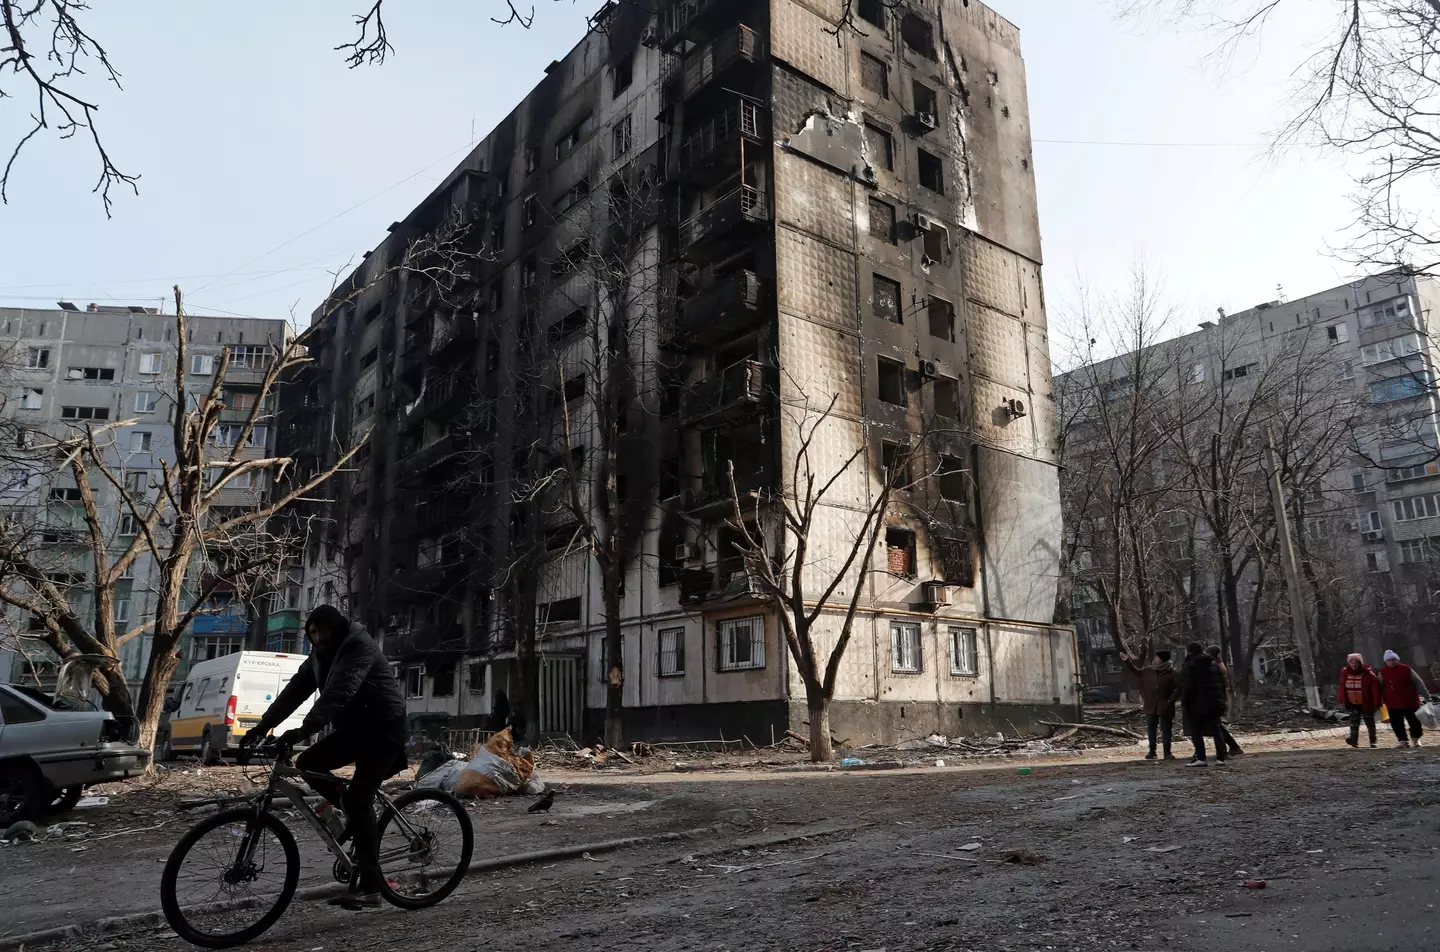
top-left (660, 0), bottom-right (735, 50)
top-left (682, 359), bottom-right (771, 427)
top-left (402, 375), bottom-right (473, 431)
top-left (680, 186), bottom-right (769, 263)
top-left (687, 467), bottom-right (769, 519)
top-left (676, 270), bottom-right (765, 345)
top-left (679, 561), bottom-right (767, 604)
top-left (400, 432), bottom-right (459, 477)
top-left (671, 25), bottom-right (762, 102)
top-left (395, 495), bottom-right (466, 541)
top-left (680, 100), bottom-right (765, 185)
top-left (431, 317), bottom-right (478, 356)
top-left (386, 623), bottom-right (466, 661)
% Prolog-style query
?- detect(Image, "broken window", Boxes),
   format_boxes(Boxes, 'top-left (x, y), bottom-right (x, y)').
top-left (868, 197), bottom-right (896, 243)
top-left (901, 13), bottom-right (937, 59)
top-left (613, 55), bottom-right (634, 97)
top-left (934, 375), bottom-right (961, 419)
top-left (912, 81), bottom-right (938, 121)
top-left (538, 597), bottom-right (582, 625)
top-left (918, 149), bottom-right (944, 193)
top-left (938, 539), bottom-right (974, 586)
top-left (612, 114), bottom-right (633, 158)
top-left (885, 527), bottom-right (916, 577)
top-left (563, 373), bottom-right (586, 404)
top-left (866, 122), bottom-right (894, 170)
top-left (550, 308), bottom-right (587, 344)
top-left (877, 356), bottom-right (906, 406)
top-left (524, 145), bottom-right (538, 175)
top-left (938, 455), bottom-right (967, 501)
top-left (522, 256), bottom-right (539, 287)
top-left (891, 621), bottom-right (922, 673)
top-left (882, 440), bottom-right (909, 489)
top-left (490, 219), bottom-right (506, 252)
top-left (857, 0), bottom-right (886, 30)
top-left (522, 195), bottom-right (537, 228)
top-left (921, 220), bottom-right (948, 263)
top-left (861, 52), bottom-right (889, 99)
top-left (873, 274), bottom-right (902, 323)
top-left (927, 297), bottom-right (955, 341)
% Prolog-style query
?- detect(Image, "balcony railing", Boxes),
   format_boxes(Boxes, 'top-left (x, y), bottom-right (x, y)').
top-left (676, 270), bottom-right (763, 343)
top-left (660, 0), bottom-right (732, 49)
top-left (673, 25), bottom-right (761, 101)
top-left (681, 100), bottom-right (764, 177)
top-left (679, 186), bottom-right (769, 259)
top-left (687, 465), bottom-right (769, 517)
top-left (682, 359), bottom-right (770, 425)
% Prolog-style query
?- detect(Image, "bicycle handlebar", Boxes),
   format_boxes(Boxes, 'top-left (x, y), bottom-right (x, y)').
top-left (236, 736), bottom-right (294, 767)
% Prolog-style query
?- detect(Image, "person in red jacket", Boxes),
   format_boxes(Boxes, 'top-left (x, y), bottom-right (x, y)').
top-left (1337, 653), bottom-right (1383, 749)
top-left (1379, 649), bottom-right (1435, 748)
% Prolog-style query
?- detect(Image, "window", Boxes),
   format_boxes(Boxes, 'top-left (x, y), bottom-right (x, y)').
top-left (404, 666), bottom-right (425, 698)
top-left (658, 627), bottom-right (685, 677)
top-left (1392, 493), bottom-right (1440, 522)
top-left (550, 308), bottom-right (587, 344)
top-left (885, 526), bottom-right (915, 576)
top-left (130, 431), bottom-right (153, 453)
top-left (917, 149), bottom-right (944, 193)
top-left (1192, 363), bottom-right (1206, 382)
top-left (114, 599), bottom-right (131, 624)
top-left (1223, 363), bottom-right (1258, 381)
top-left (881, 441), bottom-right (908, 489)
top-left (431, 661), bottom-right (456, 698)
top-left (612, 114), bottom-right (633, 158)
top-left (877, 356), bottom-right (906, 406)
top-left (360, 347), bottom-right (377, 369)
top-left (134, 391), bottom-right (159, 413)
top-left (928, 297), bottom-right (955, 341)
top-left (522, 256), bottom-right (538, 288)
top-left (563, 373), bottom-right (586, 404)
top-left (949, 626), bottom-right (979, 676)
top-left (50, 487), bottom-right (82, 502)
top-left (228, 345), bottom-right (270, 370)
top-left (1360, 334), bottom-right (1422, 365)
top-left (612, 54), bottom-right (634, 96)
top-left (20, 387), bottom-right (42, 410)
top-left (25, 347), bottom-right (49, 369)
top-left (119, 513), bottom-right (140, 535)
top-left (900, 13), bottom-right (937, 58)
top-left (1399, 538), bottom-right (1440, 564)
top-left (1362, 510), bottom-right (1383, 532)
top-left (938, 455), bottom-right (967, 501)
top-left (490, 220), bottom-right (506, 252)
top-left (1367, 550), bottom-right (1390, 573)
top-left (538, 597), bottom-right (582, 625)
top-left (522, 195), bottom-right (537, 228)
top-left (524, 144), bottom-right (538, 174)
top-left (911, 81), bottom-right (937, 119)
top-left (865, 122), bottom-right (894, 170)
top-left (1326, 322), bottom-right (1349, 344)
top-left (1352, 471), bottom-right (1371, 493)
top-left (356, 394), bottom-right (376, 417)
top-left (555, 117), bottom-right (588, 160)
top-left (191, 354), bottom-right (214, 375)
top-left (1388, 462), bottom-right (1440, 482)
top-left (717, 615), bottom-right (765, 671)
top-left (467, 662), bottom-right (487, 695)
top-left (1360, 297), bottom-right (1410, 329)
top-left (1371, 373), bottom-right (1431, 404)
top-left (61, 405), bottom-right (109, 421)
top-left (0, 689), bottom-right (46, 724)
top-left (67, 366), bottom-right (116, 381)
top-left (873, 274), bottom-right (901, 322)
top-left (857, 0), bottom-right (886, 29)
top-left (891, 621), bottom-right (923, 673)
top-left (860, 52), bottom-right (889, 98)
top-left (133, 352), bottom-right (161, 375)
top-left (868, 197), bottom-right (896, 243)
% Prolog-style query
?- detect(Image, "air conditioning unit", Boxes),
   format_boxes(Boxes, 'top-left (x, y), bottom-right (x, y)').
top-left (66, 368), bottom-right (84, 380)
top-left (919, 359), bottom-right (939, 379)
top-left (921, 581), bottom-right (950, 606)
top-left (1345, 520), bottom-right (1359, 531)
top-left (640, 25), bottom-right (659, 47)
top-left (1362, 529), bottom-right (1384, 542)
top-left (674, 544), bottom-right (691, 562)
top-left (1005, 398), bottom-right (1028, 419)
top-left (914, 212), bottom-right (937, 233)
top-left (913, 111), bottom-right (937, 131)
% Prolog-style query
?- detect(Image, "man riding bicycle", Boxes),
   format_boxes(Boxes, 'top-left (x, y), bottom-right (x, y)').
top-left (242, 605), bottom-right (407, 910)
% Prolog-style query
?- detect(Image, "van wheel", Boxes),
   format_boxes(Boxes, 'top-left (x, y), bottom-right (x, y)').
top-left (0, 762), bottom-right (47, 826)
top-left (200, 731), bottom-right (220, 766)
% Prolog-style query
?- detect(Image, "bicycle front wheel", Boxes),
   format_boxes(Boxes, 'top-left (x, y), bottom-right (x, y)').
top-left (160, 807), bottom-right (300, 948)
top-left (375, 789), bottom-right (474, 909)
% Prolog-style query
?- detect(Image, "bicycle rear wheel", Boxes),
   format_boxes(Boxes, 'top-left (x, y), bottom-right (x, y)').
top-left (374, 789), bottom-right (474, 909)
top-left (160, 807), bottom-right (300, 948)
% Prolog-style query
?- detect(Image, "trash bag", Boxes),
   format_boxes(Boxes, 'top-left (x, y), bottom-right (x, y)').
top-left (451, 728), bottom-right (537, 798)
top-left (415, 760), bottom-right (466, 793)
top-left (1418, 701), bottom-right (1440, 731)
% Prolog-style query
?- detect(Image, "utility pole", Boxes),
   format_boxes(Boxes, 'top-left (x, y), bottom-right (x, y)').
top-left (1264, 428), bottom-right (1321, 710)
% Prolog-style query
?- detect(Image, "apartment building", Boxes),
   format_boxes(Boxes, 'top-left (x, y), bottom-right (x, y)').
top-left (282, 0), bottom-right (1074, 744)
top-left (1060, 273), bottom-right (1440, 688)
top-left (0, 303), bottom-right (294, 688)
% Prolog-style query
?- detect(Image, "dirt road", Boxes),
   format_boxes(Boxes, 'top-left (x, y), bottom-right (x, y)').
top-left (9, 740), bottom-right (1437, 952)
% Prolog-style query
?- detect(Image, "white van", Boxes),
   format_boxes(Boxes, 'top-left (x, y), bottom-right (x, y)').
top-left (160, 651), bottom-right (313, 764)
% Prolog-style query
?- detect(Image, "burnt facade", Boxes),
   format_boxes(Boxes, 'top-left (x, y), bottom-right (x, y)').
top-left (280, 0), bottom-right (1074, 744)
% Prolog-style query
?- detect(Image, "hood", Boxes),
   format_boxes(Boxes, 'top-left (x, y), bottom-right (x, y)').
top-left (1150, 661), bottom-right (1174, 675)
top-left (1190, 654), bottom-right (1213, 672)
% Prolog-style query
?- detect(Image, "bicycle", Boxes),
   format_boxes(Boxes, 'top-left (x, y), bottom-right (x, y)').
top-left (160, 738), bottom-right (474, 948)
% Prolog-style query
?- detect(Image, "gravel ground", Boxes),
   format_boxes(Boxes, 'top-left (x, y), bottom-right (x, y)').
top-left (9, 739), bottom-right (1438, 952)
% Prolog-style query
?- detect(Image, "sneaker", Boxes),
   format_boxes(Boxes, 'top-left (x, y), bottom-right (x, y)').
top-left (1399, 741), bottom-right (1412, 749)
top-left (1369, 740), bottom-right (1378, 748)
top-left (1413, 737), bottom-right (1423, 748)
top-left (1186, 759), bottom-right (1208, 767)
top-left (1144, 752), bottom-right (1157, 761)
top-left (1214, 758), bottom-right (1228, 766)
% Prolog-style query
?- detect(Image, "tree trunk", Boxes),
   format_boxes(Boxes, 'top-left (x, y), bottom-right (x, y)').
top-left (806, 686), bottom-right (833, 763)
top-left (602, 580), bottom-right (624, 749)
top-left (1220, 557), bottom-right (1249, 697)
top-left (134, 642), bottom-right (180, 754)
top-left (516, 623), bottom-right (541, 746)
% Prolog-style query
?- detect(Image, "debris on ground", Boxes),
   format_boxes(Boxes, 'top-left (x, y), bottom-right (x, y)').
top-left (2, 820), bottom-right (40, 843)
top-left (999, 849), bottom-right (1047, 865)
top-left (417, 727), bottom-right (545, 798)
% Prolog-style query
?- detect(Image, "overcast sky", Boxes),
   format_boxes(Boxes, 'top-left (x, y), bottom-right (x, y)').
top-left (0, 1), bottom-right (1358, 349)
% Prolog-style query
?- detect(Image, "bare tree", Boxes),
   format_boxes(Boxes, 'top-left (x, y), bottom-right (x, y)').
top-left (0, 288), bottom-right (364, 751)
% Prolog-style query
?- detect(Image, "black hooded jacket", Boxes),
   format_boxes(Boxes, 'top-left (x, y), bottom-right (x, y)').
top-left (256, 610), bottom-right (406, 738)
top-left (1179, 654), bottom-right (1227, 720)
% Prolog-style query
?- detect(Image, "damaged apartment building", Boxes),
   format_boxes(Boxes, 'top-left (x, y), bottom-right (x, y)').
top-left (278, 0), bottom-right (1074, 743)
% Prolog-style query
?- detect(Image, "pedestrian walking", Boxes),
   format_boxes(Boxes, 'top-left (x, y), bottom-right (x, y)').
top-left (1205, 645), bottom-right (1244, 756)
top-left (1178, 642), bottom-right (1228, 766)
top-left (1139, 650), bottom-right (1178, 761)
top-left (1377, 649), bottom-right (1434, 749)
top-left (1337, 653), bottom-right (1383, 749)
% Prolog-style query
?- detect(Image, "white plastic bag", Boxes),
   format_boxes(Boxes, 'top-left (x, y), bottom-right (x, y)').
top-left (415, 760), bottom-right (465, 793)
top-left (1417, 700), bottom-right (1439, 730)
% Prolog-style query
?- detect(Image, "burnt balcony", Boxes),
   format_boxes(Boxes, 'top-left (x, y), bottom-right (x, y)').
top-left (431, 317), bottom-right (478, 356)
top-left (386, 623), bottom-right (466, 661)
top-left (671, 25), bottom-right (762, 102)
top-left (680, 186), bottom-right (769, 264)
top-left (399, 432), bottom-right (460, 477)
top-left (660, 0), bottom-right (737, 50)
top-left (679, 560), bottom-right (767, 604)
top-left (395, 495), bottom-right (466, 541)
top-left (687, 465), bottom-right (770, 518)
top-left (682, 359), bottom-right (772, 427)
top-left (401, 374), bottom-right (473, 432)
top-left (676, 269), bottom-right (765, 345)
top-left (680, 100), bottom-right (766, 185)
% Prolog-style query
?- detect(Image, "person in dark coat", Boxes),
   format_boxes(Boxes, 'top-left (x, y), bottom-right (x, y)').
top-left (246, 605), bottom-right (407, 909)
top-left (1378, 649), bottom-right (1434, 748)
top-left (1206, 645), bottom-right (1244, 756)
top-left (1178, 642), bottom-right (1228, 766)
top-left (489, 690), bottom-right (512, 733)
top-left (1139, 650), bottom-right (1178, 761)
top-left (1337, 652), bottom-right (1383, 749)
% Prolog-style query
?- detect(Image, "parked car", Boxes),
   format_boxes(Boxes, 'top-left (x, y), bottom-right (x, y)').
top-left (1082, 684), bottom-right (1122, 704)
top-left (0, 656), bottom-right (150, 825)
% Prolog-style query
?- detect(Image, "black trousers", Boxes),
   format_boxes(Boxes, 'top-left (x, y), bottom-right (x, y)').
top-left (1146, 714), bottom-right (1173, 755)
top-left (1190, 714), bottom-right (1226, 762)
top-left (1389, 708), bottom-right (1424, 743)
top-left (1346, 705), bottom-right (1377, 744)
top-left (296, 726), bottom-right (407, 889)
top-left (1219, 721), bottom-right (1242, 753)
